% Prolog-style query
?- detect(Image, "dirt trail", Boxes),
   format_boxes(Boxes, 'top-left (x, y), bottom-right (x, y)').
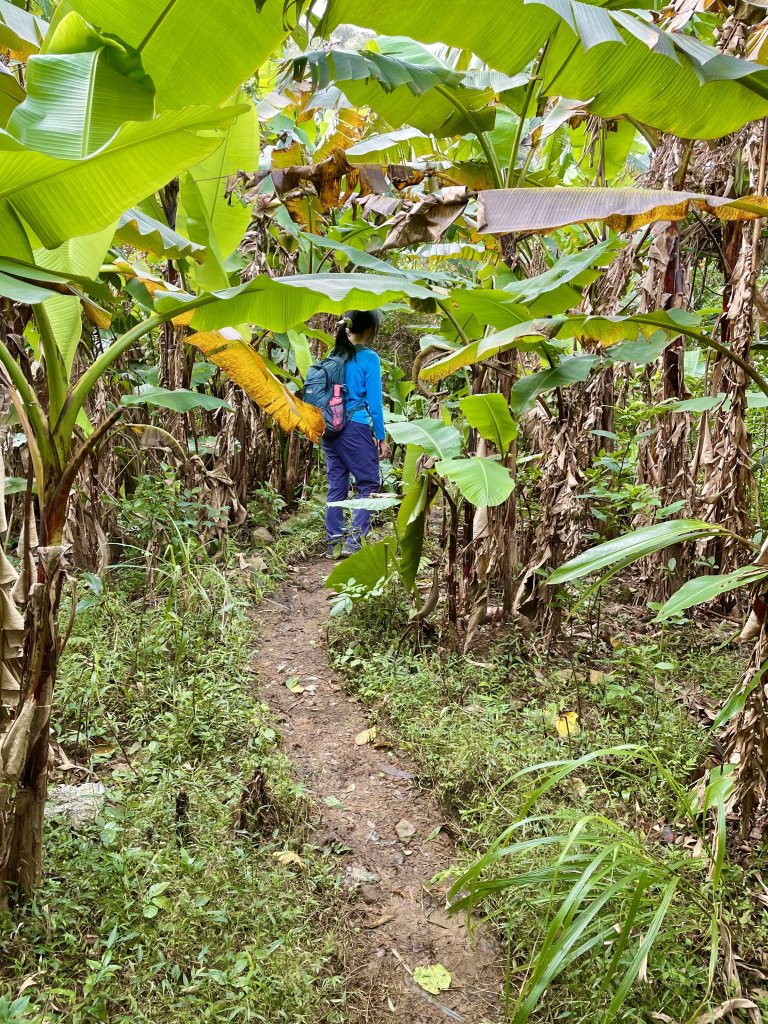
top-left (254, 559), bottom-right (501, 1023)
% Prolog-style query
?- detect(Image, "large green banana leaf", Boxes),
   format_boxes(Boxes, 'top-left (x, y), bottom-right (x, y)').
top-left (6, 13), bottom-right (154, 157)
top-left (0, 105), bottom-right (242, 253)
top-left (437, 456), bottom-right (515, 507)
top-left (420, 309), bottom-right (701, 382)
top-left (459, 394), bottom-right (516, 455)
top-left (33, 225), bottom-right (115, 374)
top-left (321, 0), bottom-right (768, 138)
top-left (178, 96), bottom-right (260, 291)
top-left (301, 40), bottom-right (495, 137)
top-left (396, 476), bottom-right (429, 592)
top-left (548, 520), bottom-right (723, 584)
top-left (116, 209), bottom-right (206, 263)
top-left (7, 12), bottom-right (154, 159)
top-left (154, 273), bottom-right (437, 333)
top-left (385, 418), bottom-right (462, 459)
top-left (67, 0), bottom-right (288, 110)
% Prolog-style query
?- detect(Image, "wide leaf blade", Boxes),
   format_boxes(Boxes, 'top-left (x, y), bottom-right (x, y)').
top-left (654, 566), bottom-right (768, 622)
top-left (478, 187), bottom-right (768, 236)
top-left (121, 386), bottom-right (231, 413)
top-left (7, 15), bottom-right (155, 159)
top-left (459, 394), bottom-right (516, 454)
top-left (116, 209), bottom-right (206, 263)
top-left (548, 520), bottom-right (724, 584)
top-left (325, 539), bottom-right (397, 592)
top-left (0, 105), bottom-right (242, 251)
top-left (386, 418), bottom-right (462, 460)
top-left (68, 0), bottom-right (288, 110)
top-left (164, 273), bottom-right (435, 334)
top-left (437, 457), bottom-right (514, 507)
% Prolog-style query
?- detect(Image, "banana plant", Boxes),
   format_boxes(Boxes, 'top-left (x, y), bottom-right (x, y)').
top-left (314, 0), bottom-right (768, 139)
top-left (0, 0), bottom-right (446, 904)
top-left (325, 402), bottom-right (515, 622)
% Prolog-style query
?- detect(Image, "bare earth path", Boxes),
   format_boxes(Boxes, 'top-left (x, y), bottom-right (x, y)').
top-left (254, 559), bottom-right (501, 1023)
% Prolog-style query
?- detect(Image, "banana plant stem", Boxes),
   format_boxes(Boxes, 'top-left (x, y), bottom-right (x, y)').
top-left (0, 337), bottom-right (50, 461)
top-left (434, 85), bottom-right (503, 189)
top-left (61, 287), bottom-right (220, 445)
top-left (436, 298), bottom-right (470, 346)
top-left (33, 305), bottom-right (68, 445)
top-left (505, 44), bottom-right (548, 188)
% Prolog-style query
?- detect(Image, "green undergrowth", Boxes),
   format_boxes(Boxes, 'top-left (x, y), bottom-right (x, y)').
top-left (326, 581), bottom-right (767, 1022)
top-left (1, 550), bottom-right (346, 1024)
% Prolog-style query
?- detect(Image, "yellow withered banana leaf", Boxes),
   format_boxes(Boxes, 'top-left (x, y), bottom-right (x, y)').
top-left (111, 262), bottom-right (195, 326)
top-left (187, 329), bottom-right (325, 443)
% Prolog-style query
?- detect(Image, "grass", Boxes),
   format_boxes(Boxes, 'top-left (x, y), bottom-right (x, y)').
top-left (0, 527), bottom-right (347, 1024)
top-left (326, 579), bottom-right (768, 1022)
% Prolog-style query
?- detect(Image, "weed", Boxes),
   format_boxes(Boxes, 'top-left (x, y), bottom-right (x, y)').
top-left (326, 594), bottom-right (766, 1022)
top-left (1, 542), bottom-right (347, 1023)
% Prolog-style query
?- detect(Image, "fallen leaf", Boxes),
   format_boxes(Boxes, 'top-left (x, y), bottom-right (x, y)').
top-left (17, 972), bottom-right (44, 996)
top-left (324, 795), bottom-right (349, 811)
top-left (355, 727), bottom-right (377, 746)
top-left (285, 676), bottom-right (304, 693)
top-left (693, 1000), bottom-right (758, 1024)
top-left (362, 912), bottom-right (396, 929)
top-left (425, 825), bottom-right (442, 842)
top-left (589, 669), bottom-right (606, 684)
top-left (395, 818), bottom-right (417, 841)
top-left (413, 963), bottom-right (452, 995)
top-left (636, 941), bottom-right (649, 983)
top-left (378, 763), bottom-right (415, 781)
top-left (555, 711), bottom-right (581, 738)
top-left (273, 850), bottom-right (304, 867)
top-left (347, 865), bottom-right (378, 884)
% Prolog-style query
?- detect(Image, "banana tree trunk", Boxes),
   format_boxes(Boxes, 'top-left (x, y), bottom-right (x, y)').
top-left (634, 222), bottom-right (694, 602)
top-left (724, 630), bottom-right (768, 833)
top-left (514, 352), bottom-right (616, 629)
top-left (699, 122), bottom-right (767, 581)
top-left (0, 495), bottom-right (65, 908)
top-left (513, 243), bottom-right (637, 627)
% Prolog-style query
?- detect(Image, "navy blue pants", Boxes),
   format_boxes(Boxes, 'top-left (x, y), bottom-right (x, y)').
top-left (323, 421), bottom-right (380, 551)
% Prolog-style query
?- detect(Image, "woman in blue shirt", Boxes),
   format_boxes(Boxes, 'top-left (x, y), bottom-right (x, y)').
top-left (323, 309), bottom-right (387, 558)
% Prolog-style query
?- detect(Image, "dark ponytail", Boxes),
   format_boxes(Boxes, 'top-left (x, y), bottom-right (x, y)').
top-left (331, 309), bottom-right (380, 360)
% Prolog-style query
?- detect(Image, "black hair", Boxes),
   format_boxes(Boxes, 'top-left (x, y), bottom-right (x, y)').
top-left (331, 309), bottom-right (380, 360)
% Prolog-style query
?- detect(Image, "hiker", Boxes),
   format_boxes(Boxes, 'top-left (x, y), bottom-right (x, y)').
top-left (321, 309), bottom-right (386, 558)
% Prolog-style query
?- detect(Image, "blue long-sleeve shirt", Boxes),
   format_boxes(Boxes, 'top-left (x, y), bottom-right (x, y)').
top-left (345, 346), bottom-right (385, 441)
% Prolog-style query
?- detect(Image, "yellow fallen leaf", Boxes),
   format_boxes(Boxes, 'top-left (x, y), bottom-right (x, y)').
top-left (555, 711), bottom-right (581, 738)
top-left (413, 963), bottom-right (452, 995)
top-left (187, 329), bottom-right (326, 443)
top-left (273, 850), bottom-right (304, 867)
top-left (355, 727), bottom-right (377, 746)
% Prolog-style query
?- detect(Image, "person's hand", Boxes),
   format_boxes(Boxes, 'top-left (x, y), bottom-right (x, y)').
top-left (378, 439), bottom-right (388, 461)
